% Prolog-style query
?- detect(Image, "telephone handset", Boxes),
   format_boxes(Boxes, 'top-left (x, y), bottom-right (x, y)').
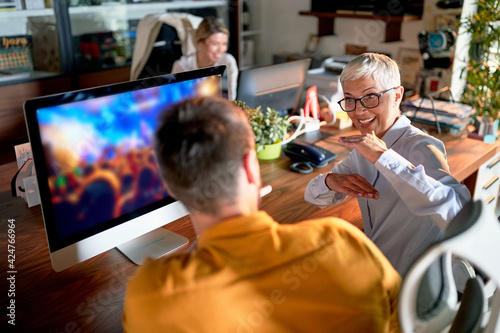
top-left (283, 142), bottom-right (337, 171)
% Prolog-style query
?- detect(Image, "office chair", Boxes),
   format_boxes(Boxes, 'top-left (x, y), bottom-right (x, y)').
top-left (399, 200), bottom-right (500, 332)
top-left (130, 13), bottom-right (202, 81)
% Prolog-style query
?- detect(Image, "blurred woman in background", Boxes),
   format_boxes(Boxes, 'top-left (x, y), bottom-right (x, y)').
top-left (172, 17), bottom-right (238, 100)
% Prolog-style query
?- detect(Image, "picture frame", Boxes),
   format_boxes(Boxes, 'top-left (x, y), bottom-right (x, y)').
top-left (345, 44), bottom-right (367, 56)
top-left (398, 48), bottom-right (423, 95)
top-left (304, 35), bottom-right (320, 55)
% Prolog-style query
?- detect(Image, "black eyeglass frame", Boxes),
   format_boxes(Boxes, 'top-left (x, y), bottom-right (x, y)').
top-left (337, 86), bottom-right (399, 112)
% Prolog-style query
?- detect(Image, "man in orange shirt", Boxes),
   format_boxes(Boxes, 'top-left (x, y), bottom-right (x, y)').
top-left (122, 96), bottom-right (401, 332)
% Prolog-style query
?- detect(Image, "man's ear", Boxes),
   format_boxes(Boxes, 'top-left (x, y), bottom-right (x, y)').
top-left (163, 181), bottom-right (177, 199)
top-left (243, 149), bottom-right (260, 186)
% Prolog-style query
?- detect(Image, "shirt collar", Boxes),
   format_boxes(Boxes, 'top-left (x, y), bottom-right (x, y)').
top-left (381, 115), bottom-right (411, 148)
top-left (197, 211), bottom-right (275, 248)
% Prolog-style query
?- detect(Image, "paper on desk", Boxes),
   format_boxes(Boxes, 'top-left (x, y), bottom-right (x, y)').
top-left (15, 142), bottom-right (32, 170)
top-left (402, 98), bottom-right (475, 119)
top-left (404, 110), bottom-right (473, 130)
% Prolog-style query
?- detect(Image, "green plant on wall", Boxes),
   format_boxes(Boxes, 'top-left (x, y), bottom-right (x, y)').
top-left (460, 0), bottom-right (500, 120)
top-left (231, 100), bottom-right (290, 146)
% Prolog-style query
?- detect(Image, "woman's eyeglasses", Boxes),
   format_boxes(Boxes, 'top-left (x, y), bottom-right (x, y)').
top-left (338, 87), bottom-right (398, 112)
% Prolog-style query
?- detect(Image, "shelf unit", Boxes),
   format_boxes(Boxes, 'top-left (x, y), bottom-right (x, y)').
top-left (0, 8), bottom-right (54, 18)
top-left (0, 0), bottom-right (229, 166)
top-left (0, 0), bottom-right (227, 86)
top-left (67, 0), bottom-right (225, 21)
top-left (228, 0), bottom-right (263, 70)
top-left (299, 11), bottom-right (422, 43)
top-left (0, 1), bottom-right (226, 21)
top-left (0, 1), bottom-right (227, 37)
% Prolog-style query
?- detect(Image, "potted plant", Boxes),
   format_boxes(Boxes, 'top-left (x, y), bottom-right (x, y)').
top-left (231, 100), bottom-right (290, 160)
top-left (459, 0), bottom-right (500, 141)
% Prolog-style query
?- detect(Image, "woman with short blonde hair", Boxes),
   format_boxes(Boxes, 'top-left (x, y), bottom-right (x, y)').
top-left (306, 53), bottom-right (471, 276)
top-left (172, 17), bottom-right (238, 100)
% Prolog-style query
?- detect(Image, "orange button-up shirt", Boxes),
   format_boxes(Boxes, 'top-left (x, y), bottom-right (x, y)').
top-left (123, 211), bottom-right (401, 332)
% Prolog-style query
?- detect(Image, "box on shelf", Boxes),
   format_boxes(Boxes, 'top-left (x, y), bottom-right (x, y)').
top-left (0, 35), bottom-right (33, 73)
top-left (28, 16), bottom-right (61, 73)
top-left (24, 0), bottom-right (45, 10)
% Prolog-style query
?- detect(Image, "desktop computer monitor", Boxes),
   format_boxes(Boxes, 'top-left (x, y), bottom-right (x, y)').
top-left (236, 58), bottom-right (311, 114)
top-left (24, 66), bottom-right (226, 271)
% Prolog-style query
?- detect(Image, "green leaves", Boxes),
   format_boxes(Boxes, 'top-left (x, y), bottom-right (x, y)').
top-left (231, 100), bottom-right (290, 146)
top-left (459, 0), bottom-right (500, 119)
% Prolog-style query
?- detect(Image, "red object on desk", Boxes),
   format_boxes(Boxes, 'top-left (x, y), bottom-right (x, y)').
top-left (304, 85), bottom-right (320, 119)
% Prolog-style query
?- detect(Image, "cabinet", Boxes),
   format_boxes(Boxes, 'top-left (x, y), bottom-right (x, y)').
top-left (299, 11), bottom-right (421, 43)
top-left (229, 0), bottom-right (262, 70)
top-left (471, 151), bottom-right (500, 216)
top-left (464, 149), bottom-right (500, 217)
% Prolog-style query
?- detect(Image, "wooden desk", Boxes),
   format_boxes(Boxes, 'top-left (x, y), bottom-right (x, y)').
top-left (0, 129), bottom-right (496, 332)
top-left (261, 127), bottom-right (497, 227)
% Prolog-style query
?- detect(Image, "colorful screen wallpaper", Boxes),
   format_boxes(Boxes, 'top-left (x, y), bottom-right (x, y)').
top-left (37, 75), bottom-right (220, 239)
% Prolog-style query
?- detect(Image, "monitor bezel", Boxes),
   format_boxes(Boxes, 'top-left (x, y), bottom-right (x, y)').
top-left (236, 58), bottom-right (311, 114)
top-left (24, 65), bottom-right (226, 271)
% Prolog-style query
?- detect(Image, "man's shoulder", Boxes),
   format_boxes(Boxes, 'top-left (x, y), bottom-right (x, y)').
top-left (297, 216), bottom-right (362, 231)
top-left (126, 252), bottom-right (195, 295)
top-left (286, 216), bottom-right (368, 246)
top-left (127, 242), bottom-right (243, 295)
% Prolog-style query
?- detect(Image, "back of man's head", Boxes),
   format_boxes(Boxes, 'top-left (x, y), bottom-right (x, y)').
top-left (155, 96), bottom-right (253, 215)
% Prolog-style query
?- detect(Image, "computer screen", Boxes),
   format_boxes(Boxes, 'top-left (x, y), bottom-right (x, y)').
top-left (24, 66), bottom-right (225, 271)
top-left (236, 58), bottom-right (311, 114)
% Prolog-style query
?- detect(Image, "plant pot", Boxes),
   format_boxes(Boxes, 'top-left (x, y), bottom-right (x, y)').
top-left (256, 143), bottom-right (282, 160)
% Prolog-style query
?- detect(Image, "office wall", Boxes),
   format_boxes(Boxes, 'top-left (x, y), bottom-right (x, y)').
top-left (258, 0), bottom-right (423, 64)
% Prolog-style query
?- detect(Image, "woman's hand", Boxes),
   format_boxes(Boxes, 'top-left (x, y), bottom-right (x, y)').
top-left (338, 131), bottom-right (388, 164)
top-left (325, 173), bottom-right (380, 199)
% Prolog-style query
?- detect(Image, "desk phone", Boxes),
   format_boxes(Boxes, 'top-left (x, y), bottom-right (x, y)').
top-left (284, 142), bottom-right (337, 173)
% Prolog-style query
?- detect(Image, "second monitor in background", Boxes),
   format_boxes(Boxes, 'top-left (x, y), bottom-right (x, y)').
top-left (236, 58), bottom-right (311, 115)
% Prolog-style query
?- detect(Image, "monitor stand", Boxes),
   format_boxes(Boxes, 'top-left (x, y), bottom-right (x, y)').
top-left (116, 228), bottom-right (189, 265)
